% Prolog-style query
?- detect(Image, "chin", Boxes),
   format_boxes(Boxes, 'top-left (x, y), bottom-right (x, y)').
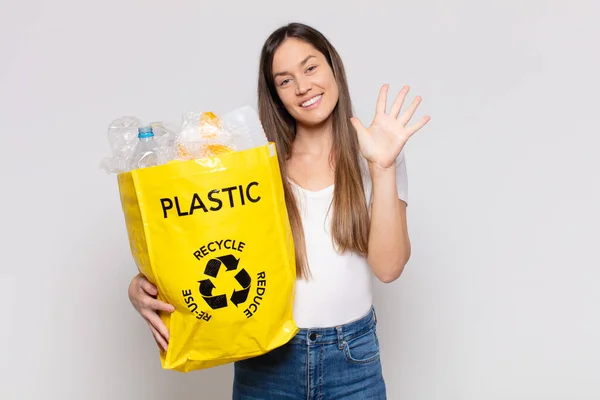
top-left (295, 114), bottom-right (331, 128)
top-left (294, 106), bottom-right (336, 128)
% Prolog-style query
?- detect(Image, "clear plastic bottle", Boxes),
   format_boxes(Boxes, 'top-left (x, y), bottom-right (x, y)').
top-left (128, 126), bottom-right (160, 170)
top-left (221, 106), bottom-right (268, 150)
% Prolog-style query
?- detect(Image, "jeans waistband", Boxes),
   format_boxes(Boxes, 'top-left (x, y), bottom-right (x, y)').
top-left (290, 306), bottom-right (378, 347)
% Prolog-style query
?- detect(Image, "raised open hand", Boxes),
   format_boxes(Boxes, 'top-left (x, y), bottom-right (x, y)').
top-left (351, 84), bottom-right (431, 169)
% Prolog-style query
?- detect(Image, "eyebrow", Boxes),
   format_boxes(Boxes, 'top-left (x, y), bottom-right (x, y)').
top-left (273, 55), bottom-right (316, 79)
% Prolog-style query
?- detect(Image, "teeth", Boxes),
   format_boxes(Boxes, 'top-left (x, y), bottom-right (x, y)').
top-left (301, 95), bottom-right (322, 107)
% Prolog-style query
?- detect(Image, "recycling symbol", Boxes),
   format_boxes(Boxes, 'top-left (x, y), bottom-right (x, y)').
top-left (198, 255), bottom-right (251, 310)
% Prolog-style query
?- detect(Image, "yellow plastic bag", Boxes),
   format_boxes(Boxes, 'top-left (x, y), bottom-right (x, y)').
top-left (117, 143), bottom-right (298, 372)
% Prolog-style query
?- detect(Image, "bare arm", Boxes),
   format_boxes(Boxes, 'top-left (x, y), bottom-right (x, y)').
top-left (367, 163), bottom-right (411, 283)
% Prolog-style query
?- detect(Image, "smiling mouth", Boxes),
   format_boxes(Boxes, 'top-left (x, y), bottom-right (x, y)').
top-left (300, 94), bottom-right (323, 108)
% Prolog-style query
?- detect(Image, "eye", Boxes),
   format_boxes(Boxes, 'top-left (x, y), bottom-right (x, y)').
top-left (306, 65), bottom-right (318, 73)
top-left (279, 78), bottom-right (291, 87)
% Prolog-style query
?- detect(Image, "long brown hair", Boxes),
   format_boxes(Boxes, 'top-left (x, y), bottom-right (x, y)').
top-left (258, 22), bottom-right (369, 279)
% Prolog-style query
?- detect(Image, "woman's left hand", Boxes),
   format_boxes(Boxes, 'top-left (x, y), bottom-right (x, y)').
top-left (351, 84), bottom-right (430, 169)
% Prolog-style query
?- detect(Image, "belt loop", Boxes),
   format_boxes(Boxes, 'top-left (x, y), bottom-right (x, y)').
top-left (335, 326), bottom-right (344, 350)
top-left (373, 306), bottom-right (378, 325)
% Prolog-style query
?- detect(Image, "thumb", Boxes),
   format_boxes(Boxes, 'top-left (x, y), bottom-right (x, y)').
top-left (350, 117), bottom-right (369, 142)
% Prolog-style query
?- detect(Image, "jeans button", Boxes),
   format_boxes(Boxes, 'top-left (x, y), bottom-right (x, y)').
top-left (309, 332), bottom-right (317, 341)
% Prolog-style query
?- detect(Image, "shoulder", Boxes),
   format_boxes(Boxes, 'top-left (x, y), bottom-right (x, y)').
top-left (359, 150), bottom-right (409, 205)
top-left (358, 149), bottom-right (407, 181)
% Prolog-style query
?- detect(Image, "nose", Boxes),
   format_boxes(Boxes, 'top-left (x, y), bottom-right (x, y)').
top-left (295, 76), bottom-right (312, 96)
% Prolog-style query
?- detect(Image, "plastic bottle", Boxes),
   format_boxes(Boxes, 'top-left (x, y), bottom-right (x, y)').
top-left (128, 126), bottom-right (160, 170)
top-left (221, 106), bottom-right (268, 150)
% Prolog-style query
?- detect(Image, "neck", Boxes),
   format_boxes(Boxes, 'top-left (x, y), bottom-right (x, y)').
top-left (293, 117), bottom-right (334, 156)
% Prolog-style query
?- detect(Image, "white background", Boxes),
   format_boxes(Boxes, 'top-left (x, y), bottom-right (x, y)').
top-left (1, 0), bottom-right (599, 399)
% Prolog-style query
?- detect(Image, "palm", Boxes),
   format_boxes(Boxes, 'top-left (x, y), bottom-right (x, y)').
top-left (351, 85), bottom-right (430, 169)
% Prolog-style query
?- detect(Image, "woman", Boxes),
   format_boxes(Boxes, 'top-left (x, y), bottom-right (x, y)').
top-left (128, 22), bottom-right (430, 399)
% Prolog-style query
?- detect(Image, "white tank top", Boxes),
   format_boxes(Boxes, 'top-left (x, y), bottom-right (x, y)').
top-left (290, 151), bottom-right (409, 328)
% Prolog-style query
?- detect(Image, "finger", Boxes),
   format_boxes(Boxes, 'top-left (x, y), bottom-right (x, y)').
top-left (143, 296), bottom-right (175, 313)
top-left (148, 322), bottom-right (168, 352)
top-left (375, 84), bottom-right (389, 116)
top-left (389, 85), bottom-right (410, 118)
top-left (146, 311), bottom-right (170, 343)
top-left (149, 325), bottom-right (166, 351)
top-left (398, 96), bottom-right (422, 126)
top-left (405, 116), bottom-right (431, 137)
top-left (139, 277), bottom-right (158, 297)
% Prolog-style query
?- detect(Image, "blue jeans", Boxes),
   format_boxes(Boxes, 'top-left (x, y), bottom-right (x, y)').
top-left (233, 307), bottom-right (386, 399)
